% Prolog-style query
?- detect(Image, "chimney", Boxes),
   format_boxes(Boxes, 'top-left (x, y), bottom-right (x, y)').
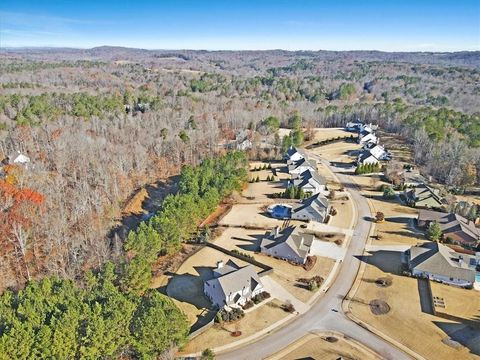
top-left (216, 260), bottom-right (224, 269)
top-left (274, 226), bottom-right (280, 237)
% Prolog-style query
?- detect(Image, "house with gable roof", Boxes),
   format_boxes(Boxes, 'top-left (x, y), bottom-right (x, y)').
top-left (203, 260), bottom-right (264, 308)
top-left (260, 226), bottom-right (315, 264)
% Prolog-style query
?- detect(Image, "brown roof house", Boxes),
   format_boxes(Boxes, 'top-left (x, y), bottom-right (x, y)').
top-left (404, 184), bottom-right (444, 208)
top-left (203, 260), bottom-right (264, 309)
top-left (406, 242), bottom-right (476, 288)
top-left (261, 226), bottom-right (315, 264)
top-left (417, 209), bottom-right (480, 248)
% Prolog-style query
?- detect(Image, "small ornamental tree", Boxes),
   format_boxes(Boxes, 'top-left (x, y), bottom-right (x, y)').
top-left (375, 211), bottom-right (385, 223)
top-left (382, 186), bottom-right (396, 200)
top-left (426, 221), bottom-right (442, 242)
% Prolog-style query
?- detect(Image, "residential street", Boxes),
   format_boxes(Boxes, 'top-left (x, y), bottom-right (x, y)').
top-left (217, 161), bottom-right (413, 360)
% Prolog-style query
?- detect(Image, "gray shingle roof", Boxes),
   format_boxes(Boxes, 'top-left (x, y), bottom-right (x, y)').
top-left (261, 226), bottom-right (315, 260)
top-left (292, 169), bottom-right (327, 188)
top-left (292, 193), bottom-right (329, 216)
top-left (408, 242), bottom-right (475, 283)
top-left (418, 209), bottom-right (479, 244)
top-left (288, 157), bottom-right (317, 172)
top-left (207, 263), bottom-right (262, 297)
top-left (406, 184), bottom-right (444, 205)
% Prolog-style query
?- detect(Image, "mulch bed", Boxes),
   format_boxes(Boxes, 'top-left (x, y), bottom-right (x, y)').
top-left (375, 276), bottom-right (393, 288)
top-left (324, 336), bottom-right (338, 343)
top-left (369, 299), bottom-right (391, 315)
top-left (303, 255), bottom-right (317, 271)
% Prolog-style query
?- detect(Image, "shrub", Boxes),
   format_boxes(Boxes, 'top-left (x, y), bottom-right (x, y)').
top-left (382, 186), bottom-right (396, 199)
top-left (242, 300), bottom-right (254, 310)
top-left (201, 348), bottom-right (215, 360)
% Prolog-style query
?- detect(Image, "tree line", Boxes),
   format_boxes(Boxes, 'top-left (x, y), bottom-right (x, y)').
top-left (122, 151), bottom-right (248, 294)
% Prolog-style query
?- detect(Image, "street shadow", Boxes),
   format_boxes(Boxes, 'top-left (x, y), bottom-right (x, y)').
top-left (363, 215), bottom-right (375, 222)
top-left (233, 234), bottom-right (264, 252)
top-left (354, 250), bottom-right (403, 275)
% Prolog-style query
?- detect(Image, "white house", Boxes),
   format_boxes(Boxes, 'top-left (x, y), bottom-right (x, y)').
top-left (291, 193), bottom-right (330, 223)
top-left (9, 151), bottom-right (30, 165)
top-left (345, 119), bottom-right (363, 132)
top-left (288, 157), bottom-right (317, 176)
top-left (290, 169), bottom-right (328, 196)
top-left (406, 242), bottom-right (475, 288)
top-left (236, 139), bottom-right (252, 150)
top-left (357, 150), bottom-right (380, 165)
top-left (204, 260), bottom-right (264, 308)
top-left (284, 146), bottom-right (307, 163)
top-left (358, 131), bottom-right (377, 146)
top-left (369, 144), bottom-right (390, 160)
top-left (261, 226), bottom-right (315, 264)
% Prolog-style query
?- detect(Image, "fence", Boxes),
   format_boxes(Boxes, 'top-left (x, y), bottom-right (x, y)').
top-left (205, 242), bottom-right (273, 276)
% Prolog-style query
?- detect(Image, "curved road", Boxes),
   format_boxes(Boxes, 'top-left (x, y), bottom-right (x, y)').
top-left (217, 161), bottom-right (412, 360)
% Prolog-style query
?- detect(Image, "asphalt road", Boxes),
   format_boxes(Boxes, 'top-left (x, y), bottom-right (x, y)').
top-left (217, 161), bottom-right (412, 360)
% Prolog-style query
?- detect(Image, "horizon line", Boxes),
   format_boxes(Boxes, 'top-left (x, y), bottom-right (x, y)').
top-left (1, 45), bottom-right (479, 54)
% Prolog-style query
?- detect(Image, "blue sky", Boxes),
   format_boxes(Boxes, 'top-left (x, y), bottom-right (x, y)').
top-left (0, 1), bottom-right (479, 51)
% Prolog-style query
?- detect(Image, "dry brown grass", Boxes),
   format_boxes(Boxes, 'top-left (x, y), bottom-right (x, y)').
top-left (267, 332), bottom-right (383, 360)
top-left (260, 254), bottom-right (336, 303)
top-left (180, 299), bottom-right (287, 354)
top-left (329, 197), bottom-right (354, 229)
top-left (350, 262), bottom-right (480, 360)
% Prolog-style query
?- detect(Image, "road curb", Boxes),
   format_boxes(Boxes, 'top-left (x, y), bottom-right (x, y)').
top-left (341, 190), bottom-right (427, 360)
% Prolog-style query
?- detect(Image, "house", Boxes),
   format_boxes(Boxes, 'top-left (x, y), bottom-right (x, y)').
top-left (291, 193), bottom-right (330, 223)
top-left (357, 150), bottom-right (380, 165)
top-left (417, 209), bottom-right (480, 247)
top-left (290, 169), bottom-right (328, 196)
top-left (9, 151), bottom-right (30, 165)
top-left (358, 131), bottom-right (377, 146)
top-left (288, 157), bottom-right (317, 176)
top-left (357, 144), bottom-right (391, 165)
top-left (345, 119), bottom-right (363, 132)
top-left (405, 242), bottom-right (476, 288)
top-left (369, 144), bottom-right (391, 161)
top-left (260, 226), bottom-right (315, 264)
top-left (203, 260), bottom-right (264, 308)
top-left (236, 139), bottom-right (252, 150)
top-left (284, 146), bottom-right (307, 163)
top-left (404, 184), bottom-right (444, 208)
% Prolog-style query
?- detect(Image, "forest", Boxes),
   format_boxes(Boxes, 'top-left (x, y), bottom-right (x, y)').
top-left (0, 47), bottom-right (479, 358)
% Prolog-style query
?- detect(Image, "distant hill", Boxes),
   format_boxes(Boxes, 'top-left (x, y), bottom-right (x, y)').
top-left (2, 46), bottom-right (480, 67)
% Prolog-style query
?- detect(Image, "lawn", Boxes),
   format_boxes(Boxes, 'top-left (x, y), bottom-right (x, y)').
top-left (180, 299), bottom-right (288, 354)
top-left (165, 246), bottom-right (260, 326)
top-left (267, 332), bottom-right (383, 360)
top-left (349, 259), bottom-right (480, 360)
top-left (211, 227), bottom-right (336, 303)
